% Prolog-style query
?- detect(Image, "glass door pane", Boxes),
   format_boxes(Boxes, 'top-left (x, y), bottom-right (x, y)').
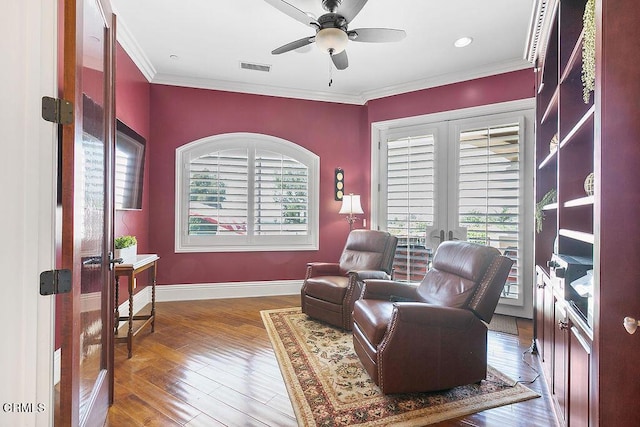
top-left (79, 0), bottom-right (108, 421)
top-left (385, 134), bottom-right (436, 282)
top-left (456, 123), bottom-right (521, 300)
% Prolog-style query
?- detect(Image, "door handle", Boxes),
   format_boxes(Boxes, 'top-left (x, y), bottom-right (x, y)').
top-left (108, 251), bottom-right (123, 270)
top-left (448, 230), bottom-right (459, 241)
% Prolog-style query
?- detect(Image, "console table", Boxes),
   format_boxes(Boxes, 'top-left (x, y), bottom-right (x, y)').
top-left (114, 254), bottom-right (159, 358)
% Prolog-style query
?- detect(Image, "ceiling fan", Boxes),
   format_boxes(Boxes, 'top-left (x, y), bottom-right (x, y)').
top-left (265, 0), bottom-right (406, 70)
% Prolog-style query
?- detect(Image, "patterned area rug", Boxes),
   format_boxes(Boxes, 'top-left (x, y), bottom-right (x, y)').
top-left (261, 307), bottom-right (538, 427)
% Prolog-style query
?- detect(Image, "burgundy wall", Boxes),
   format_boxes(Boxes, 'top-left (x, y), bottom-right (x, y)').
top-left (113, 44), bottom-right (151, 305)
top-left (366, 69), bottom-right (535, 124)
top-left (148, 86), bottom-right (366, 285)
top-left (145, 69), bottom-right (534, 287)
top-left (114, 43), bottom-right (151, 254)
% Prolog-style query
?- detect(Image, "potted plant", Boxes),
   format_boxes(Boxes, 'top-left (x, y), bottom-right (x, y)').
top-left (114, 235), bottom-right (137, 264)
top-left (535, 189), bottom-right (557, 234)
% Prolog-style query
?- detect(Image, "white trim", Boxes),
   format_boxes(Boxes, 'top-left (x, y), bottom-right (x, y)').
top-left (175, 133), bottom-right (320, 253)
top-left (151, 72), bottom-right (367, 105)
top-left (112, 6), bottom-right (156, 81)
top-left (362, 59), bottom-right (532, 103)
top-left (119, 281), bottom-right (302, 311)
top-left (3, 0), bottom-right (57, 425)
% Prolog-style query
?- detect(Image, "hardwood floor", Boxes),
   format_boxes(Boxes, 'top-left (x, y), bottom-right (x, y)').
top-left (106, 295), bottom-right (558, 426)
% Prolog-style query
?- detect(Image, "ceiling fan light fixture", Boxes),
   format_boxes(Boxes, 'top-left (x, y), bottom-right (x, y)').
top-left (315, 27), bottom-right (348, 54)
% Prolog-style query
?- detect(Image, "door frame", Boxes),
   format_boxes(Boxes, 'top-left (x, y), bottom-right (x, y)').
top-left (4, 0), bottom-right (58, 426)
top-left (370, 98), bottom-right (535, 318)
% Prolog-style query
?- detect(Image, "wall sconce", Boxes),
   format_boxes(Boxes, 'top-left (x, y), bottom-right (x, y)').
top-left (334, 168), bottom-right (344, 201)
top-left (624, 317), bottom-right (640, 334)
top-left (339, 193), bottom-right (364, 230)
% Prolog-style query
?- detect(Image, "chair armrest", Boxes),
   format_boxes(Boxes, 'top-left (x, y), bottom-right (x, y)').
top-left (392, 303), bottom-right (477, 330)
top-left (348, 270), bottom-right (391, 280)
top-left (305, 262), bottom-right (342, 278)
top-left (362, 280), bottom-right (419, 301)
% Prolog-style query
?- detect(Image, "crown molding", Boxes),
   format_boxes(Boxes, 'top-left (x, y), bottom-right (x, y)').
top-left (362, 58), bottom-right (534, 102)
top-left (151, 58), bottom-right (533, 106)
top-left (151, 72), bottom-right (367, 105)
top-left (113, 10), bottom-right (534, 105)
top-left (524, 0), bottom-right (558, 63)
top-left (113, 9), bottom-right (156, 82)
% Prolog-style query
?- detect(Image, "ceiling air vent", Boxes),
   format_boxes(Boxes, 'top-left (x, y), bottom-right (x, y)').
top-left (240, 62), bottom-right (271, 72)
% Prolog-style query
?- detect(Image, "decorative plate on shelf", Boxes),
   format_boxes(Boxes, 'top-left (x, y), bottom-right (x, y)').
top-left (584, 172), bottom-right (594, 196)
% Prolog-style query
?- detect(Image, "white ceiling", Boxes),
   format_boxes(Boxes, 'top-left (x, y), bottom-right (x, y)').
top-left (111, 0), bottom-right (536, 105)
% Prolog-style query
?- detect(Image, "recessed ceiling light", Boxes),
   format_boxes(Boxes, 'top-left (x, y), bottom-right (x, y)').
top-left (454, 37), bottom-right (473, 48)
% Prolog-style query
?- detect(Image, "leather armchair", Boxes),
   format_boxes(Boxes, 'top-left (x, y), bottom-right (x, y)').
top-left (301, 229), bottom-right (398, 330)
top-left (352, 241), bottom-right (514, 394)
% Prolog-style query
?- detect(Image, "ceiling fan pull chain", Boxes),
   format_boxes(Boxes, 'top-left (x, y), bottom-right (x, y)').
top-left (328, 56), bottom-right (333, 87)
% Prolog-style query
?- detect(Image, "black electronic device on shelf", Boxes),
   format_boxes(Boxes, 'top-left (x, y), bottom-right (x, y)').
top-left (548, 253), bottom-right (593, 322)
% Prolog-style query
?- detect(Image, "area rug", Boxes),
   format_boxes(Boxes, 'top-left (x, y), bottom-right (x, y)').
top-left (261, 307), bottom-right (538, 427)
top-left (487, 314), bottom-right (519, 335)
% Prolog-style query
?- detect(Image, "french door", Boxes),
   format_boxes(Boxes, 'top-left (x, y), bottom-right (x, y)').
top-left (374, 106), bottom-right (534, 317)
top-left (56, 0), bottom-right (115, 424)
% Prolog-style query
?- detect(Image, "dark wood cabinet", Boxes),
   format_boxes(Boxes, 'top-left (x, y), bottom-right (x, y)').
top-left (532, 0), bottom-right (640, 425)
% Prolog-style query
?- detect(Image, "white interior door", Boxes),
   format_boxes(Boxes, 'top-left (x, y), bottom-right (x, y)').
top-left (374, 105), bottom-right (534, 318)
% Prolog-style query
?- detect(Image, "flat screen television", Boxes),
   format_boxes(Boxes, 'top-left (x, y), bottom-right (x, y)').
top-left (115, 120), bottom-right (146, 210)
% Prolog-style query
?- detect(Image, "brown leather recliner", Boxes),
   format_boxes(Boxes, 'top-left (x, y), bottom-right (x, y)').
top-left (352, 241), bottom-right (514, 394)
top-left (301, 229), bottom-right (398, 330)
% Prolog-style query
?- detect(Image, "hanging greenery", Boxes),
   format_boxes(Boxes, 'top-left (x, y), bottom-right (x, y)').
top-left (535, 189), bottom-right (557, 233)
top-left (582, 0), bottom-right (596, 103)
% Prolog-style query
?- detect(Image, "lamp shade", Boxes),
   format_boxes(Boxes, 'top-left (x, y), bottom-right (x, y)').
top-left (315, 28), bottom-right (348, 54)
top-left (339, 194), bottom-right (364, 215)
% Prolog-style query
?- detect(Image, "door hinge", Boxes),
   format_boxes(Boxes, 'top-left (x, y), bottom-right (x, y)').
top-left (41, 96), bottom-right (73, 125)
top-left (39, 269), bottom-right (72, 295)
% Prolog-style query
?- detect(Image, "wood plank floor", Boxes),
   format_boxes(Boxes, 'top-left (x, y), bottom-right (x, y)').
top-left (106, 295), bottom-right (558, 426)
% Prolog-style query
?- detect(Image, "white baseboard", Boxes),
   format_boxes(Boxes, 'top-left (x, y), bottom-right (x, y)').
top-left (156, 279), bottom-right (303, 302)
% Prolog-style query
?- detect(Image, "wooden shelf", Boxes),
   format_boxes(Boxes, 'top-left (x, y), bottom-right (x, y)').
top-left (541, 88), bottom-right (559, 124)
top-left (538, 149), bottom-right (559, 169)
top-left (559, 228), bottom-right (594, 244)
top-left (560, 28), bottom-right (585, 84)
top-left (559, 105), bottom-right (595, 148)
top-left (564, 195), bottom-right (594, 207)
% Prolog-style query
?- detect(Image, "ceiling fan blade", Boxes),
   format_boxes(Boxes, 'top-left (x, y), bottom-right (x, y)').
top-left (264, 0), bottom-right (318, 28)
top-left (348, 28), bottom-right (406, 43)
top-left (272, 36), bottom-right (315, 55)
top-left (336, 0), bottom-right (368, 23)
top-left (331, 50), bottom-right (348, 70)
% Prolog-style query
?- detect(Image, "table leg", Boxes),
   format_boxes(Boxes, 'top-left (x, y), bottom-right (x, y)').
top-left (127, 274), bottom-right (134, 358)
top-left (151, 261), bottom-right (157, 332)
top-left (114, 276), bottom-right (120, 336)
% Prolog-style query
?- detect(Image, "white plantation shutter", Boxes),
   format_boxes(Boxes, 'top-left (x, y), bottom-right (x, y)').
top-left (386, 135), bottom-right (435, 282)
top-left (457, 123), bottom-right (520, 299)
top-left (189, 148), bottom-right (249, 235)
top-left (177, 133), bottom-right (319, 252)
top-left (254, 150), bottom-right (309, 235)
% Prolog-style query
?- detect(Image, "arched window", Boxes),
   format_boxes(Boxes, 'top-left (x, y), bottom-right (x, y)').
top-left (175, 133), bottom-right (319, 252)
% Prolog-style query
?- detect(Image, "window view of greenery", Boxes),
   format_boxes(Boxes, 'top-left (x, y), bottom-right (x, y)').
top-left (386, 135), bottom-right (435, 283)
top-left (385, 124), bottom-right (521, 299)
top-left (458, 124), bottom-right (520, 299)
top-left (188, 148), bottom-right (309, 237)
